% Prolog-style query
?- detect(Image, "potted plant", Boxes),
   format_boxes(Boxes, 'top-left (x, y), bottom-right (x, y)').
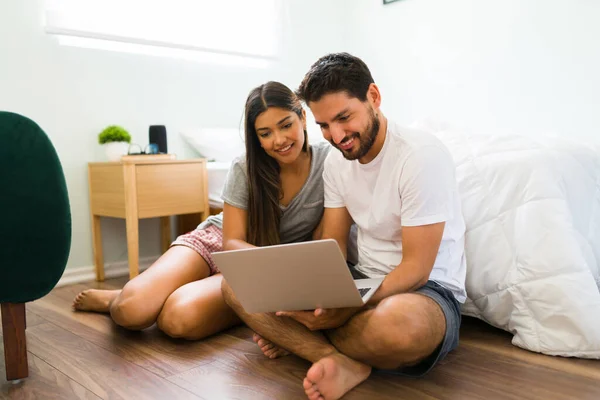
top-left (98, 125), bottom-right (132, 161)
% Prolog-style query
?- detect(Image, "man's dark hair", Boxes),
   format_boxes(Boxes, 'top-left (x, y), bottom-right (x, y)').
top-left (296, 52), bottom-right (375, 104)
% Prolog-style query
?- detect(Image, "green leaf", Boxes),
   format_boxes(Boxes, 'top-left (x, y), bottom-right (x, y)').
top-left (98, 125), bottom-right (132, 144)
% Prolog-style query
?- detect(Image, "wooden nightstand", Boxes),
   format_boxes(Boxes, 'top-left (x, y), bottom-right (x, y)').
top-left (88, 158), bottom-right (209, 281)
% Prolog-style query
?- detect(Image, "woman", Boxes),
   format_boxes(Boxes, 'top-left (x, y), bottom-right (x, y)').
top-left (73, 81), bottom-right (331, 357)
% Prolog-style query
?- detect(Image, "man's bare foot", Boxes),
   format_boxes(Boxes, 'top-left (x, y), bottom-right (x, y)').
top-left (72, 289), bottom-right (121, 313)
top-left (253, 333), bottom-right (290, 359)
top-left (303, 353), bottom-right (371, 400)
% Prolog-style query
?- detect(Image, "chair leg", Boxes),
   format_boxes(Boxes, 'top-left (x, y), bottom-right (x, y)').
top-left (1, 303), bottom-right (29, 381)
top-left (21, 302), bottom-right (26, 330)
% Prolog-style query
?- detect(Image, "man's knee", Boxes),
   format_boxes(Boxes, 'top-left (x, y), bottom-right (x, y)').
top-left (367, 297), bottom-right (419, 354)
top-left (365, 295), bottom-right (444, 369)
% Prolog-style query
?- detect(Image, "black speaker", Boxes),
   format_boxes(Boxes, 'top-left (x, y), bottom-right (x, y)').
top-left (149, 125), bottom-right (168, 154)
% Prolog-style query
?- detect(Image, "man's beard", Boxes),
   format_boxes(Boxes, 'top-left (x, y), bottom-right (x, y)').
top-left (333, 108), bottom-right (380, 161)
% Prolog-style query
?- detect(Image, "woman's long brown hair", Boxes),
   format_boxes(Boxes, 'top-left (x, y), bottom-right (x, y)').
top-left (244, 81), bottom-right (308, 246)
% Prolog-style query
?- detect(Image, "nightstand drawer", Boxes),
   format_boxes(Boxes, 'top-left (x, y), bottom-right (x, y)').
top-left (136, 162), bottom-right (207, 218)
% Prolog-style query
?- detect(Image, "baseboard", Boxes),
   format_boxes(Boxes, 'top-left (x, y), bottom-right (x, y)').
top-left (57, 256), bottom-right (160, 287)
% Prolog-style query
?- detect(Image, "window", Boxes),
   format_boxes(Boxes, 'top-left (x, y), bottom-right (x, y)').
top-left (44, 0), bottom-right (283, 68)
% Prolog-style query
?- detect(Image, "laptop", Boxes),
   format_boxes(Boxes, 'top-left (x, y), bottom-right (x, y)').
top-left (212, 239), bottom-right (384, 313)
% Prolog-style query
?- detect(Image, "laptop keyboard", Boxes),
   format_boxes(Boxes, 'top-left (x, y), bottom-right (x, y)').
top-left (358, 288), bottom-right (371, 298)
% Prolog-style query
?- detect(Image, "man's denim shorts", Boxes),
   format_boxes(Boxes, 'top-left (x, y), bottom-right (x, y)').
top-left (383, 280), bottom-right (461, 377)
top-left (349, 266), bottom-right (461, 377)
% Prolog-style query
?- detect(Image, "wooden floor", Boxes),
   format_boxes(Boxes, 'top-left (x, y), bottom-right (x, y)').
top-left (2, 278), bottom-right (599, 400)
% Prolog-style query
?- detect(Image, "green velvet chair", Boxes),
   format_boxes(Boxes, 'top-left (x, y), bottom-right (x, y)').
top-left (0, 111), bottom-right (71, 381)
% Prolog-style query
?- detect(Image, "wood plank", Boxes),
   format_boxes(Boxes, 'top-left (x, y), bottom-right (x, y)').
top-left (221, 325), bottom-right (255, 344)
top-left (28, 290), bottom-right (218, 378)
top-left (204, 330), bottom-right (441, 400)
top-left (206, 324), bottom-right (600, 400)
top-left (460, 317), bottom-right (600, 381)
top-left (169, 360), bottom-right (306, 400)
top-left (7, 280), bottom-right (598, 400)
top-left (200, 332), bottom-right (311, 393)
top-left (408, 342), bottom-right (600, 400)
top-left (24, 323), bottom-right (200, 399)
top-left (345, 373), bottom-right (440, 400)
top-left (0, 306), bottom-right (45, 335)
top-left (0, 332), bottom-right (100, 399)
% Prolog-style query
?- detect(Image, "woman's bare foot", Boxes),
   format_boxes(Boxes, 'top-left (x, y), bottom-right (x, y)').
top-left (72, 289), bottom-right (121, 313)
top-left (253, 333), bottom-right (290, 359)
top-left (303, 353), bottom-right (371, 400)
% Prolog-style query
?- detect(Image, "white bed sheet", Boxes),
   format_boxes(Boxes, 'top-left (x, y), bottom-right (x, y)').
top-left (206, 161), bottom-right (230, 209)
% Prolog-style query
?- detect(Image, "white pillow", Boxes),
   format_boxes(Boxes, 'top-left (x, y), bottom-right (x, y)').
top-left (305, 111), bottom-right (328, 144)
top-left (206, 162), bottom-right (231, 209)
top-left (180, 128), bottom-right (245, 162)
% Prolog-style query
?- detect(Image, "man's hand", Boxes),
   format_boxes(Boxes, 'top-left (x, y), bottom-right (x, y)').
top-left (275, 307), bottom-right (360, 331)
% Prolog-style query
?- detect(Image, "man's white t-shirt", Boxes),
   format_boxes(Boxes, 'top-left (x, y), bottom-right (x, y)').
top-left (323, 120), bottom-right (467, 303)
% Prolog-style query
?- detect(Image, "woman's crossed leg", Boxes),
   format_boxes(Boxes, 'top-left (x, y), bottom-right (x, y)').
top-left (73, 245), bottom-right (240, 339)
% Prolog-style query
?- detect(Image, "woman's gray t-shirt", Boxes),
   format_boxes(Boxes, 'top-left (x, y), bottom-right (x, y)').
top-left (201, 142), bottom-right (331, 244)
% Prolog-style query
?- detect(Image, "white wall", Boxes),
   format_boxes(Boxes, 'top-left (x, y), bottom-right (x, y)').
top-left (344, 0), bottom-right (600, 141)
top-left (3, 0), bottom-right (598, 272)
top-left (0, 0), bottom-right (348, 270)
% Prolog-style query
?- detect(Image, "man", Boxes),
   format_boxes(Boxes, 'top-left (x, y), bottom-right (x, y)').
top-left (222, 53), bottom-right (466, 400)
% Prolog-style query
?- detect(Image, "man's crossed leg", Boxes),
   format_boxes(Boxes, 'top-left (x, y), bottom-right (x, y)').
top-left (222, 279), bottom-right (454, 400)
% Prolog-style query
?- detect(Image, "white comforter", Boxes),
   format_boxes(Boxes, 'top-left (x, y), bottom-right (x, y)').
top-left (434, 130), bottom-right (600, 358)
